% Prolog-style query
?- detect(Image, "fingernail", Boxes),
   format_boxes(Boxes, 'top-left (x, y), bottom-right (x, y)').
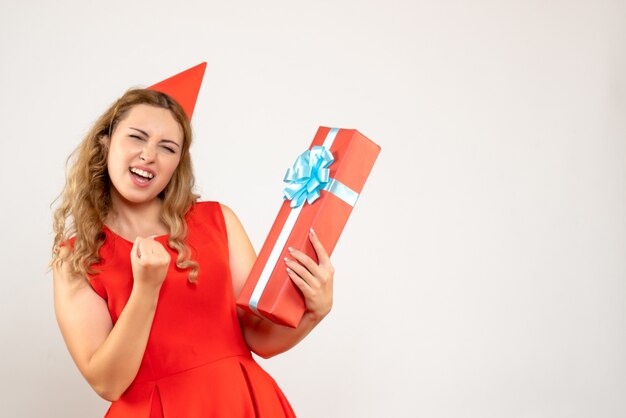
top-left (288, 246), bottom-right (294, 253)
top-left (284, 257), bottom-right (290, 263)
top-left (310, 228), bottom-right (315, 236)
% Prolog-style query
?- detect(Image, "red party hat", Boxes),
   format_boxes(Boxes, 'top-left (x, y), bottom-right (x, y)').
top-left (148, 62), bottom-right (207, 119)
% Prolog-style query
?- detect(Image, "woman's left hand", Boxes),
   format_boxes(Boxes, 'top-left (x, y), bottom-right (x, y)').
top-left (284, 228), bottom-right (334, 322)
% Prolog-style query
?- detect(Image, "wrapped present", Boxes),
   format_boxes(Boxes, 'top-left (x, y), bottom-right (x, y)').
top-left (236, 126), bottom-right (381, 327)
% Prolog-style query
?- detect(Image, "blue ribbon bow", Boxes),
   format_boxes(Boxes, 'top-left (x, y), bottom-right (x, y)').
top-left (282, 146), bottom-right (334, 208)
top-left (283, 144), bottom-right (361, 208)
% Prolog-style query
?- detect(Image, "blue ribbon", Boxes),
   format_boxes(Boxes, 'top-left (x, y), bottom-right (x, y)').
top-left (283, 145), bottom-right (359, 208)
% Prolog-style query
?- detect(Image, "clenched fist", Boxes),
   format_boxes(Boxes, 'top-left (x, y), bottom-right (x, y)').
top-left (130, 236), bottom-right (171, 291)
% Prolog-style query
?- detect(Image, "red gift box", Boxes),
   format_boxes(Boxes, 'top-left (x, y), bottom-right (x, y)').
top-left (236, 126), bottom-right (381, 327)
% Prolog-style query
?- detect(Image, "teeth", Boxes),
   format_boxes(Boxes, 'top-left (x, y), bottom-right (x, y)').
top-left (130, 167), bottom-right (154, 179)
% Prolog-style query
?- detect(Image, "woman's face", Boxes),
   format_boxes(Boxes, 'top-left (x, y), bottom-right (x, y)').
top-left (106, 104), bottom-right (184, 206)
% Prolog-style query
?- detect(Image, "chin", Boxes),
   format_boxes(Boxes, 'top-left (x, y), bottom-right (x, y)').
top-left (117, 191), bottom-right (161, 205)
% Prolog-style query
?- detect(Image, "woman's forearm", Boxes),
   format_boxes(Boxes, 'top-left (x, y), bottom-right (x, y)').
top-left (241, 311), bottom-right (324, 359)
top-left (87, 284), bottom-right (160, 401)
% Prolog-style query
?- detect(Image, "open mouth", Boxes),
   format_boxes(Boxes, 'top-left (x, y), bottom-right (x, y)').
top-left (129, 167), bottom-right (155, 183)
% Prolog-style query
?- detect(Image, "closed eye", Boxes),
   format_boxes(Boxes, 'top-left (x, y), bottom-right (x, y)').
top-left (128, 128), bottom-right (178, 154)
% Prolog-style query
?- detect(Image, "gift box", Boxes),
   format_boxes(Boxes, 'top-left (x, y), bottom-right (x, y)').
top-left (236, 126), bottom-right (381, 327)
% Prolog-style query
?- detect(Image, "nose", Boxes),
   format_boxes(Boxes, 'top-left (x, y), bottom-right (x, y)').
top-left (139, 143), bottom-right (156, 162)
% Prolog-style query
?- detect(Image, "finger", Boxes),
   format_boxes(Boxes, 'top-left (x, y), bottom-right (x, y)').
top-left (147, 236), bottom-right (159, 252)
top-left (132, 237), bottom-right (142, 260)
top-left (151, 240), bottom-right (169, 259)
top-left (287, 247), bottom-right (321, 278)
top-left (286, 267), bottom-right (313, 298)
top-left (284, 256), bottom-right (318, 288)
top-left (308, 228), bottom-right (331, 267)
top-left (136, 237), bottom-right (149, 261)
top-left (137, 237), bottom-right (158, 261)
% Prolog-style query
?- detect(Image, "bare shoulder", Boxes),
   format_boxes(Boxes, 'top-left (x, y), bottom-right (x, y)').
top-left (52, 245), bottom-right (110, 329)
top-left (219, 203), bottom-right (237, 224)
top-left (219, 203), bottom-right (257, 298)
top-left (220, 203), bottom-right (248, 237)
top-left (219, 202), bottom-right (234, 218)
top-left (219, 203), bottom-right (253, 245)
top-left (53, 246), bottom-right (89, 291)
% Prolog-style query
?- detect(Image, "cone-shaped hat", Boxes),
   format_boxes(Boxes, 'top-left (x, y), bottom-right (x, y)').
top-left (148, 62), bottom-right (207, 119)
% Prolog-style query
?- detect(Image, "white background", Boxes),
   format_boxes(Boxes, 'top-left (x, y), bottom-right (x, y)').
top-left (1, 0), bottom-right (625, 417)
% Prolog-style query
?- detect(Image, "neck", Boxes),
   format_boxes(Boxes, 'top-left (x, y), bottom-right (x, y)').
top-left (106, 189), bottom-right (168, 238)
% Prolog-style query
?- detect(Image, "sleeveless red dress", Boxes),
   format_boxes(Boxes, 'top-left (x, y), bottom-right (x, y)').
top-left (83, 201), bottom-right (296, 417)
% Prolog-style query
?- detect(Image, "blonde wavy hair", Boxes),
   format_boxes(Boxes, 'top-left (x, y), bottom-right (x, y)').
top-left (50, 89), bottom-right (200, 282)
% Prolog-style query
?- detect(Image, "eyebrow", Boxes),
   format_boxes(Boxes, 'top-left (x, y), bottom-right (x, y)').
top-left (129, 127), bottom-right (181, 148)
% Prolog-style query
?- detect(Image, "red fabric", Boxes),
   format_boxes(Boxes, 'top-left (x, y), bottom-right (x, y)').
top-left (83, 201), bottom-right (295, 418)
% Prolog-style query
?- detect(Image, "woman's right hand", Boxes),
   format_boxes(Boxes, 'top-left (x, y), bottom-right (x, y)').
top-left (130, 237), bottom-right (171, 291)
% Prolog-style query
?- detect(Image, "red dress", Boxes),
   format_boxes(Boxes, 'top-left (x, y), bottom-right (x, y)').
top-left (84, 201), bottom-right (296, 417)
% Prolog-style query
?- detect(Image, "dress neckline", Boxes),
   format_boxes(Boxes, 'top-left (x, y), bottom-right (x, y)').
top-left (103, 224), bottom-right (169, 245)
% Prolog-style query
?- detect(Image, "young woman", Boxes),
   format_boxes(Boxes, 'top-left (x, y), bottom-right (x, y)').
top-left (50, 87), bottom-right (334, 417)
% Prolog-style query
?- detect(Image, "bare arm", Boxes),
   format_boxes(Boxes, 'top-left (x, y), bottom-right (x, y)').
top-left (221, 204), bottom-right (334, 358)
top-left (53, 238), bottom-right (168, 401)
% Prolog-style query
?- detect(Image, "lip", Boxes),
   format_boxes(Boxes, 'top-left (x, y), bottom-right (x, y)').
top-left (130, 165), bottom-right (157, 177)
top-left (128, 170), bottom-right (153, 188)
top-left (128, 165), bottom-right (156, 188)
